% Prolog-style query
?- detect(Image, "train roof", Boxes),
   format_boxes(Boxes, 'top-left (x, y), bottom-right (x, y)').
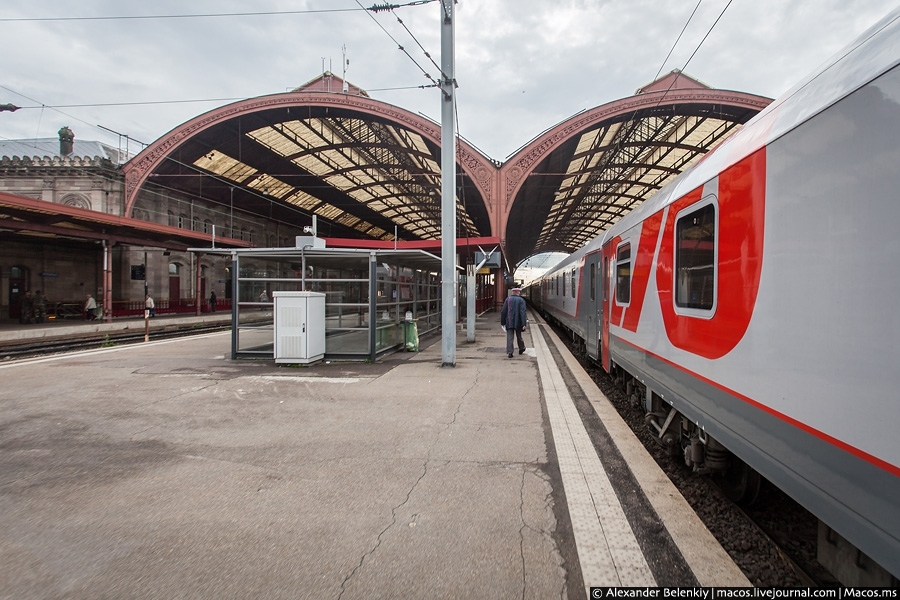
top-left (603, 7), bottom-right (900, 243)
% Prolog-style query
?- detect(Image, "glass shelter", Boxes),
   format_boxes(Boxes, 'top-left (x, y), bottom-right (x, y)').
top-left (192, 246), bottom-right (443, 361)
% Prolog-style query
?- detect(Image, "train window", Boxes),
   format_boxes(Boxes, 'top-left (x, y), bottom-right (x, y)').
top-left (571, 268), bottom-right (576, 297)
top-left (616, 242), bottom-right (631, 304)
top-left (675, 202), bottom-right (716, 310)
top-left (590, 263), bottom-right (596, 302)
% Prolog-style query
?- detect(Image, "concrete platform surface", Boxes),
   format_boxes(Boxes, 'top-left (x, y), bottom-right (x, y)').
top-left (0, 320), bottom-right (570, 599)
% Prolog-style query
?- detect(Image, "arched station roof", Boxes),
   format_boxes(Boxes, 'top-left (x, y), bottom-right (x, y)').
top-left (123, 71), bottom-right (772, 266)
top-left (499, 71), bottom-right (772, 264)
top-left (123, 73), bottom-right (496, 244)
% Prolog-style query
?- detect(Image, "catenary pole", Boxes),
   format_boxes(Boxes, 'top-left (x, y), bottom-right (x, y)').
top-left (440, 0), bottom-right (457, 367)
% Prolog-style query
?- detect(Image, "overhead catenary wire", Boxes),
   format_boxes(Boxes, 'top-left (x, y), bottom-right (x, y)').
top-left (652, 0), bottom-right (735, 108)
top-left (8, 97), bottom-right (247, 109)
top-left (652, 0), bottom-right (703, 83)
top-left (0, 8), bottom-right (362, 23)
top-left (354, 0), bottom-right (440, 89)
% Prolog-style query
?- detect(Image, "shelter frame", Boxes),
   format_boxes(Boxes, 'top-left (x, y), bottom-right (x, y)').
top-left (191, 246), bottom-right (443, 362)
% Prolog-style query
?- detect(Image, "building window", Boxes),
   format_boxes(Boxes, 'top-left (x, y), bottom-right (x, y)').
top-left (616, 242), bottom-right (631, 305)
top-left (192, 216), bottom-right (200, 231)
top-left (203, 219), bottom-right (211, 234)
top-left (169, 263), bottom-right (179, 275)
top-left (675, 201), bottom-right (717, 310)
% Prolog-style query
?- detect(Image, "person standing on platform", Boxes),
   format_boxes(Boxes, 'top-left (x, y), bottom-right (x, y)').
top-left (33, 290), bottom-right (47, 323)
top-left (84, 293), bottom-right (97, 321)
top-left (258, 289), bottom-right (268, 310)
top-left (20, 290), bottom-right (34, 324)
top-left (145, 294), bottom-right (155, 318)
top-left (500, 287), bottom-right (527, 358)
top-left (209, 290), bottom-right (217, 313)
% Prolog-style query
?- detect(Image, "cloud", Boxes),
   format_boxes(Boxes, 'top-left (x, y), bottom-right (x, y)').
top-left (1, 0), bottom-right (897, 160)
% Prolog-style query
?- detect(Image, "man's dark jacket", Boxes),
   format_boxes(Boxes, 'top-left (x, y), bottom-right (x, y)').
top-left (501, 294), bottom-right (527, 330)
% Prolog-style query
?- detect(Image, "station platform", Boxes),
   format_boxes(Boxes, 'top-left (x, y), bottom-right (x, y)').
top-left (0, 311), bottom-right (235, 347)
top-left (0, 310), bottom-right (749, 598)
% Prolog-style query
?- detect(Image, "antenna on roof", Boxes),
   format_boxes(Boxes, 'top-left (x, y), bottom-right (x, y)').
top-left (342, 45), bottom-right (349, 93)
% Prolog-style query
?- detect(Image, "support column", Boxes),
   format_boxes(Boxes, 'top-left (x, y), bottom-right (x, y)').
top-left (102, 239), bottom-right (113, 322)
top-left (440, 0), bottom-right (457, 367)
top-left (466, 264), bottom-right (476, 342)
top-left (195, 254), bottom-right (203, 316)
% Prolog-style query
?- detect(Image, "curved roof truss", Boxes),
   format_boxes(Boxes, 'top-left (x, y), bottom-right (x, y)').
top-left (123, 72), bottom-right (771, 267)
top-left (501, 72), bottom-right (772, 264)
top-left (123, 83), bottom-right (495, 244)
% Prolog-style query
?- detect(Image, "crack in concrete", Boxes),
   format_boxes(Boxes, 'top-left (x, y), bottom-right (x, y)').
top-left (337, 460), bottom-right (430, 599)
top-left (337, 360), bottom-right (500, 597)
top-left (337, 362), bottom-right (484, 597)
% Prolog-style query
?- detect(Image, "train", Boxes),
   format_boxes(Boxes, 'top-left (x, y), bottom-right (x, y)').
top-left (526, 8), bottom-right (900, 586)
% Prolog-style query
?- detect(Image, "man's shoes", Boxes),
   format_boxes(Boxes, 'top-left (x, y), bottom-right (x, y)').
top-left (519, 350), bottom-right (525, 355)
top-left (508, 353), bottom-right (513, 358)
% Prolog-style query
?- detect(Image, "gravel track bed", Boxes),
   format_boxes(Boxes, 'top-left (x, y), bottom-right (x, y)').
top-left (554, 330), bottom-right (826, 587)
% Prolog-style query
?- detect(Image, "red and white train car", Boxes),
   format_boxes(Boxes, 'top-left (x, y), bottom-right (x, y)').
top-left (530, 9), bottom-right (900, 585)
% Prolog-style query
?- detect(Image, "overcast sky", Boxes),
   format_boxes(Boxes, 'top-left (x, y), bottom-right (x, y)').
top-left (1, 0), bottom-right (897, 162)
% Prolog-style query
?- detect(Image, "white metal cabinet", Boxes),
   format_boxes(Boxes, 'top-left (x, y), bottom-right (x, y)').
top-left (273, 291), bottom-right (326, 364)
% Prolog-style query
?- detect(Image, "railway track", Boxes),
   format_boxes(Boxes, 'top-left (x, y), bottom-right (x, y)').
top-left (0, 322), bottom-right (231, 361)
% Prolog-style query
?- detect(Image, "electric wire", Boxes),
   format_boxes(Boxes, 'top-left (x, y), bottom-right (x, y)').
top-left (0, 8), bottom-right (361, 23)
top-left (387, 8), bottom-right (445, 80)
top-left (653, 0), bottom-right (734, 106)
top-left (652, 0), bottom-right (703, 83)
top-left (9, 97), bottom-right (246, 109)
top-left (353, 0), bottom-right (440, 88)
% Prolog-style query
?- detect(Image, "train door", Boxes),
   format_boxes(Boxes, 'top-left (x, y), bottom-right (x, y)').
top-left (600, 248), bottom-right (613, 371)
top-left (8, 265), bottom-right (29, 321)
top-left (585, 256), bottom-right (600, 360)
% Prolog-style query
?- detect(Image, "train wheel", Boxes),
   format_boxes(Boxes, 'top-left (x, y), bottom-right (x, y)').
top-left (717, 459), bottom-right (762, 504)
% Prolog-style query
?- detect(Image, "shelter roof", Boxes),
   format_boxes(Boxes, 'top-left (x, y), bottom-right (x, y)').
top-left (0, 190), bottom-right (250, 251)
top-left (195, 246), bottom-right (444, 273)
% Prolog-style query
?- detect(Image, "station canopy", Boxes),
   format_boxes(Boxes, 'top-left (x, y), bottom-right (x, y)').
top-left (125, 71), bottom-right (771, 265)
top-left (131, 74), bottom-right (489, 246)
top-left (502, 71), bottom-right (770, 263)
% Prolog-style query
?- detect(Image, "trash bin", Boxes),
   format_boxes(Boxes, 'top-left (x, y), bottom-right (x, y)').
top-left (402, 319), bottom-right (419, 352)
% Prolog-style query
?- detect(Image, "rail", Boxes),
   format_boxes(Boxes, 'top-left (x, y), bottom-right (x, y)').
top-left (45, 298), bottom-right (233, 319)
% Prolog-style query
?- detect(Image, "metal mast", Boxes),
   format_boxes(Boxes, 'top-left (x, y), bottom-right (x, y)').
top-left (440, 0), bottom-right (457, 367)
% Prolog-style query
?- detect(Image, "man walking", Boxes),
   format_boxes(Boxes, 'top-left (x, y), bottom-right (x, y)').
top-left (500, 287), bottom-right (527, 358)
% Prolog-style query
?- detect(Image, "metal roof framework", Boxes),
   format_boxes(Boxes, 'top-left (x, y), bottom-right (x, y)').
top-left (123, 72), bottom-right (772, 268)
top-left (499, 72), bottom-right (772, 264)
top-left (124, 75), bottom-right (493, 249)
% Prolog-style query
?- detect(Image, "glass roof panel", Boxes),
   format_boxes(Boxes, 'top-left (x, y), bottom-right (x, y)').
top-left (240, 113), bottom-right (473, 242)
top-left (193, 150), bottom-right (257, 183)
top-left (247, 174), bottom-right (292, 199)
